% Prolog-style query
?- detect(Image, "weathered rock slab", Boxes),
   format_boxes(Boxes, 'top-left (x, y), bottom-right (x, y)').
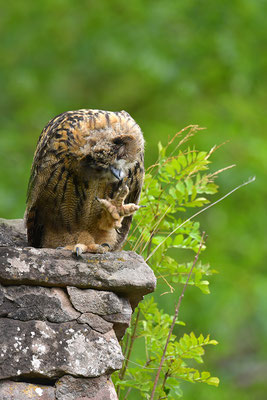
top-left (68, 287), bottom-right (132, 340)
top-left (0, 218), bottom-right (26, 247)
top-left (0, 218), bottom-right (156, 302)
top-left (77, 313), bottom-right (113, 334)
top-left (0, 218), bottom-right (156, 398)
top-left (56, 375), bottom-right (118, 400)
top-left (0, 247), bottom-right (156, 299)
top-left (67, 287), bottom-right (131, 316)
top-left (0, 380), bottom-right (55, 400)
top-left (0, 285), bottom-right (80, 322)
top-left (0, 377), bottom-right (118, 400)
top-left (0, 318), bottom-right (123, 380)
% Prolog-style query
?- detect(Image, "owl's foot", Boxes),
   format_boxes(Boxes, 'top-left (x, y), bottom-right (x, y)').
top-left (96, 184), bottom-right (141, 229)
top-left (64, 243), bottom-right (110, 256)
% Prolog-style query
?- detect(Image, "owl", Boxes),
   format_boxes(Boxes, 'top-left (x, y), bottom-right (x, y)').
top-left (25, 109), bottom-right (144, 255)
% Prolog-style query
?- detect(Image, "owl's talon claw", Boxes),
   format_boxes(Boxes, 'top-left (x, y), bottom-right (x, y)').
top-left (74, 247), bottom-right (82, 257)
top-left (72, 244), bottom-right (88, 257)
top-left (101, 243), bottom-right (110, 249)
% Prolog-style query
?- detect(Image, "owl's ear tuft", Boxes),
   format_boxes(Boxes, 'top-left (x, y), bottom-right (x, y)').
top-left (113, 135), bottom-right (139, 160)
top-left (82, 154), bottom-right (94, 166)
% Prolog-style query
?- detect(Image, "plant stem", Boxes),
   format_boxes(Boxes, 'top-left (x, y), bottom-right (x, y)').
top-left (149, 232), bottom-right (206, 400)
top-left (119, 307), bottom-right (141, 381)
top-left (122, 331), bottom-right (130, 357)
top-left (161, 368), bottom-right (170, 397)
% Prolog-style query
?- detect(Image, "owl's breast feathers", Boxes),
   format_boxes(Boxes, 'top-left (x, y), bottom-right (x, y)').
top-left (26, 109), bottom-right (144, 251)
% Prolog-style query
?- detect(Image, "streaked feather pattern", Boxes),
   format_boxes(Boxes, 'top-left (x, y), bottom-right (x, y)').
top-left (25, 109), bottom-right (144, 254)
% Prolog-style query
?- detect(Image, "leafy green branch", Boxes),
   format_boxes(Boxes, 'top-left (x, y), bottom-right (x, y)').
top-left (149, 231), bottom-right (206, 399)
top-left (114, 126), bottom-right (255, 399)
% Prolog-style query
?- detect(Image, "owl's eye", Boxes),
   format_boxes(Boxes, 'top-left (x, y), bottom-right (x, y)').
top-left (113, 137), bottom-right (126, 159)
top-left (113, 137), bottom-right (124, 145)
top-left (84, 154), bottom-right (94, 165)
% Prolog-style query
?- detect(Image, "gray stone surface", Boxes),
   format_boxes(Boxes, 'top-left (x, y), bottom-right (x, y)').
top-left (77, 313), bottom-right (113, 334)
top-left (102, 312), bottom-right (132, 342)
top-left (0, 246), bottom-right (156, 298)
top-left (0, 380), bottom-right (55, 399)
top-left (0, 285), bottom-right (80, 322)
top-left (0, 377), bottom-right (118, 400)
top-left (0, 218), bottom-right (157, 396)
top-left (0, 318), bottom-right (123, 380)
top-left (68, 287), bottom-right (132, 340)
top-left (0, 218), bottom-right (26, 247)
top-left (0, 218), bottom-right (156, 300)
top-left (56, 375), bottom-right (118, 400)
top-left (67, 287), bottom-right (131, 315)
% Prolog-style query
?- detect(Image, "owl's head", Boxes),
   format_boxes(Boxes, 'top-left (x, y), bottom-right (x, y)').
top-left (77, 109), bottom-right (144, 182)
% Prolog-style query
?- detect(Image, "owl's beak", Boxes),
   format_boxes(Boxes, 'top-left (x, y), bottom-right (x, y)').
top-left (110, 165), bottom-right (123, 180)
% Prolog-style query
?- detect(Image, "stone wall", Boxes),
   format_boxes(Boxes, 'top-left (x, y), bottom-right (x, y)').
top-left (0, 219), bottom-right (156, 400)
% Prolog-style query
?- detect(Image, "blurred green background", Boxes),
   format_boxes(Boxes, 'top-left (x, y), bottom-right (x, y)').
top-left (0, 1), bottom-right (266, 398)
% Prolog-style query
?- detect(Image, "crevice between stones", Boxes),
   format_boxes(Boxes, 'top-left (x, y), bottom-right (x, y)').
top-left (13, 375), bottom-right (58, 386)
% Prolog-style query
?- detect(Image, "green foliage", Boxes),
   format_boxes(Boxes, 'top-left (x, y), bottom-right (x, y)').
top-left (117, 298), bottom-right (219, 399)
top-left (129, 127), bottom-right (219, 292)
top-left (114, 129), bottom-right (220, 399)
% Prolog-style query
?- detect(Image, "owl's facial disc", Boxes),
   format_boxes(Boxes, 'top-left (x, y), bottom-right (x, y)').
top-left (80, 154), bottom-right (126, 182)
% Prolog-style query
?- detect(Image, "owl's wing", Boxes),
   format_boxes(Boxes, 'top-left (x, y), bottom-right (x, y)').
top-left (25, 203), bottom-right (45, 247)
top-left (25, 111), bottom-right (72, 247)
top-left (115, 159), bottom-right (144, 250)
top-left (25, 126), bottom-right (52, 247)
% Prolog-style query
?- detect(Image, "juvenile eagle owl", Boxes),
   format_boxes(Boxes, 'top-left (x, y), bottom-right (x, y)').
top-left (25, 109), bottom-right (144, 255)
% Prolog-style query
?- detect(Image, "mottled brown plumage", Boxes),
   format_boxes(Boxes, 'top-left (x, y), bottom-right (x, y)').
top-left (25, 109), bottom-right (144, 255)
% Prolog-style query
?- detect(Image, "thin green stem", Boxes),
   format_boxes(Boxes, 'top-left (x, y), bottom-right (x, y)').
top-left (119, 308), bottom-right (141, 381)
top-left (150, 232), bottom-right (206, 400)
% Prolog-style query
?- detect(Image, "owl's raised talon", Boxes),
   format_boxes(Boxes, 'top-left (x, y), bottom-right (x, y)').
top-left (115, 184), bottom-right (129, 201)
